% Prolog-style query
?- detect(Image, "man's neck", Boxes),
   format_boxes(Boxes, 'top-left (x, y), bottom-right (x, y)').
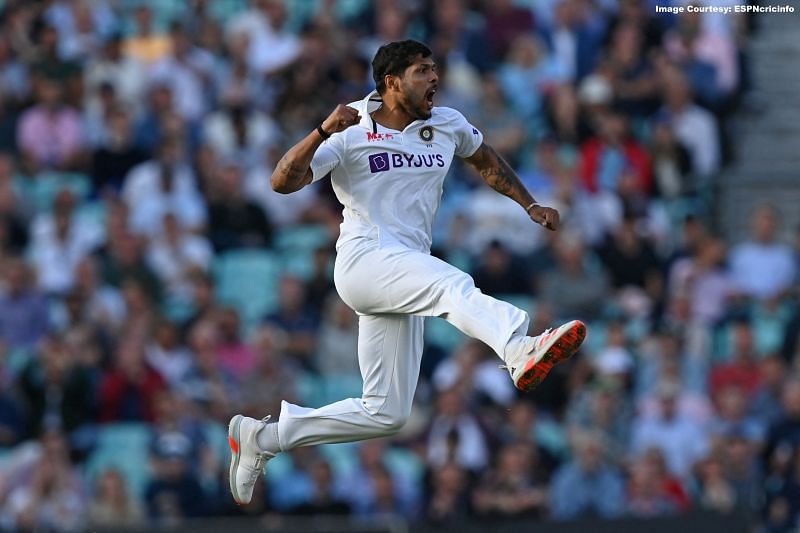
top-left (371, 100), bottom-right (416, 132)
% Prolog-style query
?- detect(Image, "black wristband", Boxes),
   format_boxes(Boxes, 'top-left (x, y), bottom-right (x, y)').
top-left (316, 124), bottom-right (331, 140)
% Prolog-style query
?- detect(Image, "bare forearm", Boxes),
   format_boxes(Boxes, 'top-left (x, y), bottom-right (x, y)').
top-left (465, 142), bottom-right (560, 230)
top-left (466, 143), bottom-right (536, 209)
top-left (270, 131), bottom-right (321, 194)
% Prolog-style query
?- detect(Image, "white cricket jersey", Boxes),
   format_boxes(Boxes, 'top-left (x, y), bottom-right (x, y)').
top-left (310, 90), bottom-right (484, 252)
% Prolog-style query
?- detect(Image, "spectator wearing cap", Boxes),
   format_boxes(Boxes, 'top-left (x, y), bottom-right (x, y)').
top-left (145, 431), bottom-right (207, 523)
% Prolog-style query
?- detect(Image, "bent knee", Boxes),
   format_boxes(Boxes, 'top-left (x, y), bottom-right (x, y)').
top-left (362, 400), bottom-right (409, 435)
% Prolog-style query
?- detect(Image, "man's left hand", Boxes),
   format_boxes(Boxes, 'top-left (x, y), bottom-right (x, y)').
top-left (529, 205), bottom-right (559, 231)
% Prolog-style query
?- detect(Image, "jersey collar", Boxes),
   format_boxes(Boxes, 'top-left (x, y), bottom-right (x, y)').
top-left (350, 90), bottom-right (430, 133)
top-left (351, 90), bottom-right (384, 130)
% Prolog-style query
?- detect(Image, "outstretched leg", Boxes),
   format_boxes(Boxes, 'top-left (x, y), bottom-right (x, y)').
top-left (228, 313), bottom-right (423, 504)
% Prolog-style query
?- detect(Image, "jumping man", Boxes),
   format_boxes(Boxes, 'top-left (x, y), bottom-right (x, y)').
top-left (228, 40), bottom-right (586, 505)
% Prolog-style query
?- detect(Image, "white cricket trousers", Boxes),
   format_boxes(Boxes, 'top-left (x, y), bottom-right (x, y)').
top-left (275, 237), bottom-right (529, 451)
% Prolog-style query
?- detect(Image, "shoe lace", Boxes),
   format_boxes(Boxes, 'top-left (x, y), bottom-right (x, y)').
top-left (498, 328), bottom-right (554, 372)
top-left (244, 415), bottom-right (273, 486)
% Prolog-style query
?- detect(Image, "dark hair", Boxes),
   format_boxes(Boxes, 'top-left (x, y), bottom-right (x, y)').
top-left (372, 40), bottom-right (432, 94)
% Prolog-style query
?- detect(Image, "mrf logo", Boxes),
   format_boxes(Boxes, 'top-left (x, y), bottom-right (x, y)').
top-left (366, 132), bottom-right (395, 142)
top-left (368, 152), bottom-right (445, 173)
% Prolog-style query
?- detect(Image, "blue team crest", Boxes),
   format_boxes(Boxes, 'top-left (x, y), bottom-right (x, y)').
top-left (419, 126), bottom-right (434, 142)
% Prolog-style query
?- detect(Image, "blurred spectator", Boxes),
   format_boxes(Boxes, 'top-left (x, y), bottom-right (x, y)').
top-left (149, 22), bottom-right (215, 124)
top-left (145, 319), bottom-right (194, 388)
top-left (85, 34), bottom-right (146, 117)
top-left (472, 442), bottom-right (548, 519)
top-left (632, 381), bottom-right (709, 479)
top-left (202, 95), bottom-right (279, 168)
top-left (471, 240), bottom-right (532, 296)
top-left (550, 432), bottom-right (625, 520)
top-left (567, 378), bottom-right (632, 463)
top-left (692, 454), bottom-right (737, 513)
top-left (596, 215), bottom-right (663, 318)
top-left (471, 74), bottom-right (526, 164)
top-left (0, 257), bottom-right (50, 351)
top-left (237, 325), bottom-right (299, 418)
top-left (122, 136), bottom-right (207, 237)
top-left (206, 160), bottom-right (272, 252)
top-left (423, 462), bottom-right (471, 527)
top-left (316, 293), bottom-right (359, 376)
top-left (90, 106), bottom-right (149, 194)
top-left (123, 6), bottom-right (171, 65)
top-left (426, 387), bottom-right (489, 472)
top-left (17, 334), bottom-right (95, 438)
top-left (483, 0), bottom-right (535, 65)
top-left (178, 320), bottom-right (235, 419)
top-left (539, 0), bottom-right (604, 82)
top-left (145, 435), bottom-right (207, 524)
top-left (540, 232), bottom-right (608, 321)
top-left (497, 34), bottom-right (564, 120)
top-left (763, 380), bottom-right (800, 469)
top-left (88, 468), bottom-right (145, 528)
top-left (216, 307), bottom-right (257, 382)
top-left (710, 319), bottom-right (762, 400)
top-left (290, 460), bottom-right (351, 515)
top-left (658, 66), bottom-right (720, 178)
top-left (729, 204), bottom-right (796, 301)
top-left (709, 385), bottom-right (765, 445)
top-left (98, 341), bottom-right (166, 423)
top-left (579, 109), bottom-right (651, 195)
top-left (265, 275), bottom-right (319, 364)
top-left (337, 439), bottom-right (418, 518)
top-left (146, 212), bottom-right (213, 302)
top-left (17, 76), bottom-right (86, 172)
top-left (667, 234), bottom-right (733, 327)
top-left (649, 119), bottom-right (693, 199)
top-left (28, 189), bottom-right (104, 295)
top-left (0, 431), bottom-right (86, 532)
top-left (626, 456), bottom-right (679, 517)
top-left (226, 0), bottom-right (301, 75)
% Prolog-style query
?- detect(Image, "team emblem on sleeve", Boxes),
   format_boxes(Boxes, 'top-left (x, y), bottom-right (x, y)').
top-left (419, 126), bottom-right (434, 143)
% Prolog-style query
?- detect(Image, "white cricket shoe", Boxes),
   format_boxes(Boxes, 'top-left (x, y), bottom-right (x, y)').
top-left (503, 320), bottom-right (587, 391)
top-left (228, 414), bottom-right (275, 505)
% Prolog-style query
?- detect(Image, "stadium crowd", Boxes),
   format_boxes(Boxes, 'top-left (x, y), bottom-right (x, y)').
top-left (0, 0), bottom-right (799, 531)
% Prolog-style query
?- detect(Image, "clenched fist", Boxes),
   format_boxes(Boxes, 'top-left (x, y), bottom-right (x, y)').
top-left (529, 204), bottom-right (560, 231)
top-left (321, 105), bottom-right (361, 135)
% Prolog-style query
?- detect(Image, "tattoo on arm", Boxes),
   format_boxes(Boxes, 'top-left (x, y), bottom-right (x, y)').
top-left (467, 143), bottom-right (535, 207)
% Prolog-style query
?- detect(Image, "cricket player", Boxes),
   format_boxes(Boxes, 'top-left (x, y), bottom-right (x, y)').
top-left (228, 40), bottom-right (586, 505)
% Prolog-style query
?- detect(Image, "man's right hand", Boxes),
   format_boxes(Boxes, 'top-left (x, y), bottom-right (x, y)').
top-left (321, 105), bottom-right (361, 134)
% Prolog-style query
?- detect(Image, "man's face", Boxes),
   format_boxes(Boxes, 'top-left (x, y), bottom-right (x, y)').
top-left (394, 55), bottom-right (438, 120)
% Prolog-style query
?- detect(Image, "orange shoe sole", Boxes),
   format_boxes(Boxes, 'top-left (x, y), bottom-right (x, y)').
top-left (515, 321), bottom-right (587, 391)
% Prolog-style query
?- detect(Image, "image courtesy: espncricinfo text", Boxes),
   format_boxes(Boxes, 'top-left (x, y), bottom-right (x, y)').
top-left (654, 4), bottom-right (795, 13)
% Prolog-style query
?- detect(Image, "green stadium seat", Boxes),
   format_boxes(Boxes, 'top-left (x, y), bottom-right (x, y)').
top-left (424, 317), bottom-right (466, 353)
top-left (213, 249), bottom-right (282, 331)
top-left (84, 423), bottom-right (152, 499)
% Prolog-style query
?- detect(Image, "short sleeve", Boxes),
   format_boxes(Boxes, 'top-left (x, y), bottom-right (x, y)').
top-left (452, 110), bottom-right (484, 158)
top-left (310, 133), bottom-right (345, 182)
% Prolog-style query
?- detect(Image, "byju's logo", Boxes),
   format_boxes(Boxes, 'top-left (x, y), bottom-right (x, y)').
top-left (368, 152), bottom-right (446, 173)
top-left (368, 152), bottom-right (390, 173)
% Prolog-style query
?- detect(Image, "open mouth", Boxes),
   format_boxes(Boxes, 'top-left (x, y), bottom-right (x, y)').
top-left (425, 87), bottom-right (437, 108)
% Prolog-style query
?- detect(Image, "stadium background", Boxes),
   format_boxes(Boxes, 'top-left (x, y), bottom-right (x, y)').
top-left (0, 0), bottom-right (798, 531)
